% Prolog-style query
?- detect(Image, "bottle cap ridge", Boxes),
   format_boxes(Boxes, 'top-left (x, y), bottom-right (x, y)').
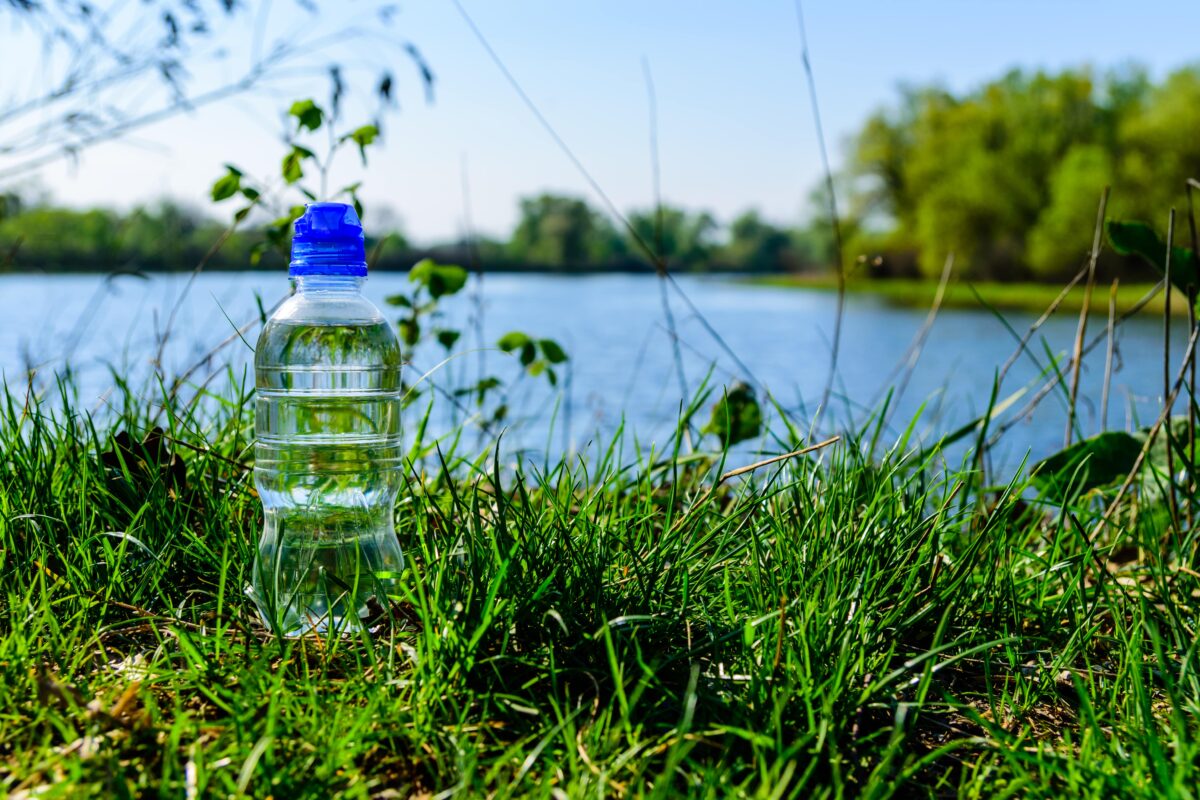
top-left (289, 202), bottom-right (368, 276)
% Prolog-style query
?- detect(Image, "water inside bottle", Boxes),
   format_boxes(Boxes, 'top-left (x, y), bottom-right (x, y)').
top-left (251, 319), bottom-right (404, 635)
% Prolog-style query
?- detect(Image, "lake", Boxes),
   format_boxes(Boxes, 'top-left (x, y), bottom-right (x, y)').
top-left (0, 271), bottom-right (1185, 473)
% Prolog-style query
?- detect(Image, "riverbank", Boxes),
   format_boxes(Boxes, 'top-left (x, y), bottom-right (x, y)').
top-left (749, 274), bottom-right (1187, 316)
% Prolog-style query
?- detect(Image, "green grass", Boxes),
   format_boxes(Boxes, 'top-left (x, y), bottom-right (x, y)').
top-left (749, 274), bottom-right (1187, 317)
top-left (2, 372), bottom-right (1199, 798)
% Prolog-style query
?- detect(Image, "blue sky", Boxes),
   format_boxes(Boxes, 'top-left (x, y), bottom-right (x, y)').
top-left (3, 1), bottom-right (1198, 242)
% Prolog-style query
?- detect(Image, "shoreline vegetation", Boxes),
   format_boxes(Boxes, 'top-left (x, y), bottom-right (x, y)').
top-left (747, 273), bottom-right (1187, 316)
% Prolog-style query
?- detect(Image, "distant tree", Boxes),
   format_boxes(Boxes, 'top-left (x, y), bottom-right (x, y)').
top-left (845, 65), bottom-right (1200, 281)
top-left (0, 191), bottom-right (20, 222)
top-left (508, 194), bottom-right (623, 266)
top-left (625, 206), bottom-right (717, 270)
top-left (1117, 67), bottom-right (1200, 220)
top-left (1026, 144), bottom-right (1113, 279)
top-left (718, 211), bottom-right (792, 273)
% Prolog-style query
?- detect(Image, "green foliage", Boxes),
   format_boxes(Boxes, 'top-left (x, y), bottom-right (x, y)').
top-left (281, 145), bottom-right (314, 185)
top-left (1026, 145), bottom-right (1111, 279)
top-left (507, 193), bottom-right (626, 266)
top-left (210, 165), bottom-right (243, 202)
top-left (288, 99), bottom-right (325, 132)
top-left (408, 258), bottom-right (467, 298)
top-left (497, 331), bottom-right (568, 386)
top-left (1032, 430), bottom-right (1143, 502)
top-left (1107, 220), bottom-right (1200, 295)
top-left (722, 210), bottom-right (797, 272)
top-left (342, 124), bottom-right (379, 165)
top-left (0, 201), bottom-right (279, 272)
top-left (626, 206), bottom-right (717, 269)
top-left (702, 381), bottom-right (762, 446)
top-left (848, 65), bottom-right (1200, 280)
top-left (1032, 418), bottom-right (1200, 506)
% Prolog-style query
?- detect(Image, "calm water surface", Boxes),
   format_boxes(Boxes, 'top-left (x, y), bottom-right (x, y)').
top-left (0, 271), bottom-right (1184, 472)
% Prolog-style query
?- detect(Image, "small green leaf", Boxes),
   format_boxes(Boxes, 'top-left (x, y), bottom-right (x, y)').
top-left (240, 186), bottom-right (260, 202)
top-left (399, 318), bottom-right (420, 346)
top-left (1032, 430), bottom-right (1144, 503)
top-left (454, 376), bottom-right (502, 402)
top-left (233, 205), bottom-right (252, 223)
top-left (527, 360), bottom-right (546, 377)
top-left (538, 338), bottom-right (568, 364)
top-left (281, 146), bottom-right (310, 184)
top-left (519, 343), bottom-right (537, 367)
top-left (408, 259), bottom-right (468, 298)
top-left (702, 382), bottom-right (762, 447)
top-left (343, 124), bottom-right (379, 164)
top-left (288, 99), bottom-right (324, 132)
top-left (384, 294), bottom-right (412, 308)
top-left (1107, 220), bottom-right (1199, 294)
top-left (435, 329), bottom-right (461, 350)
top-left (210, 168), bottom-right (240, 202)
top-left (497, 331), bottom-right (532, 353)
top-left (250, 241), bottom-right (268, 266)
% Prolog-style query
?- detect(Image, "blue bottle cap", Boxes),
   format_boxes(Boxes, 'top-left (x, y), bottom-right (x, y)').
top-left (289, 202), bottom-right (368, 276)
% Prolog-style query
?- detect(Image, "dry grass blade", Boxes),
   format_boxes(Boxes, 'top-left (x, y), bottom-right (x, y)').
top-left (990, 280), bottom-right (1167, 443)
top-left (793, 0), bottom-right (845, 424)
top-left (719, 435), bottom-right (840, 482)
top-left (1101, 279), bottom-right (1118, 427)
top-left (449, 0), bottom-right (761, 394)
top-left (1163, 209), bottom-right (1180, 530)
top-left (873, 252), bottom-right (954, 417)
top-left (1065, 187), bottom-right (1109, 446)
top-left (1091, 322), bottom-right (1199, 540)
top-left (997, 264), bottom-right (1088, 385)
top-left (643, 57), bottom-right (690, 447)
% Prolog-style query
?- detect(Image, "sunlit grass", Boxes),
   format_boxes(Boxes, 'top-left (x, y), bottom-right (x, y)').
top-left (1, 374), bottom-right (1198, 797)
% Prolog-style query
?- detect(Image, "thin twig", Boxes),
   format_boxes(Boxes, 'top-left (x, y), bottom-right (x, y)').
top-left (794, 0), bottom-right (845, 425)
top-left (719, 435), bottom-right (840, 483)
top-left (1101, 279), bottom-right (1118, 427)
top-left (1091, 323), bottom-right (1199, 541)
top-left (989, 280), bottom-right (1166, 443)
top-left (153, 220), bottom-right (247, 378)
top-left (449, 0), bottom-right (763, 394)
top-left (1164, 209), bottom-right (1180, 531)
top-left (643, 57), bottom-right (691, 449)
top-left (461, 154), bottom-right (486, 389)
top-left (1185, 178), bottom-right (1199, 526)
top-left (1066, 187), bottom-right (1109, 446)
top-left (875, 252), bottom-right (954, 418)
top-left (167, 294), bottom-right (287, 402)
top-left (666, 435), bottom-right (842, 538)
top-left (997, 265), bottom-right (1088, 386)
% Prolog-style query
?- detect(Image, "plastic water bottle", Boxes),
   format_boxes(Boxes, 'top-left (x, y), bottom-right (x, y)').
top-left (249, 202), bottom-right (404, 635)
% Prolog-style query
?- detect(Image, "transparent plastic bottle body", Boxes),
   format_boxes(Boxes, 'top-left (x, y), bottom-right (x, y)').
top-left (250, 275), bottom-right (404, 635)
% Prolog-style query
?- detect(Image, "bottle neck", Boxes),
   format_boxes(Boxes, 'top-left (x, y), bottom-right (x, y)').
top-left (292, 274), bottom-right (365, 294)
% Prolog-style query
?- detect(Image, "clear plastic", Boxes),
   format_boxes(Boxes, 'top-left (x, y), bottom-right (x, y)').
top-left (249, 274), bottom-right (404, 635)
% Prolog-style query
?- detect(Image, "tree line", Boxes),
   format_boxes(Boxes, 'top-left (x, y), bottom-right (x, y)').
top-left (0, 192), bottom-right (829, 275)
top-left (4, 63), bottom-right (1199, 281)
top-left (846, 64), bottom-right (1200, 281)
